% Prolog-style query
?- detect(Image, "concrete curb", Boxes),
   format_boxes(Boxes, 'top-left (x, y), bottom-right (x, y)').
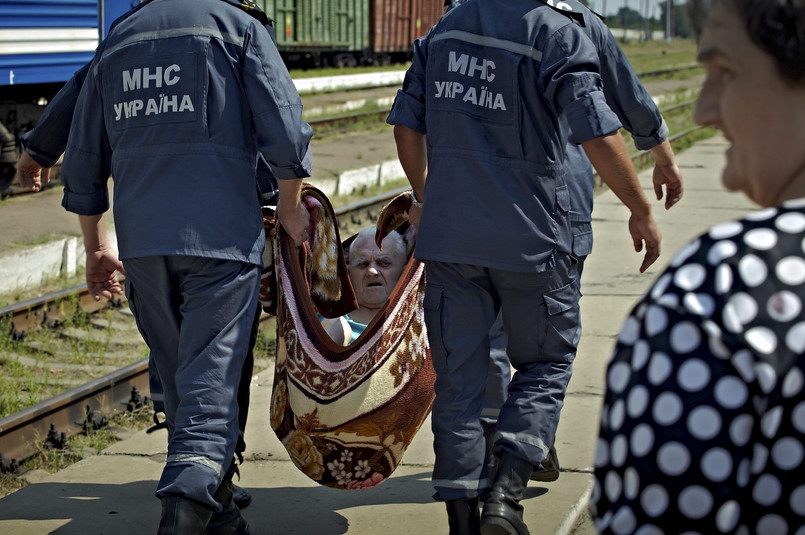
top-left (294, 71), bottom-right (405, 95)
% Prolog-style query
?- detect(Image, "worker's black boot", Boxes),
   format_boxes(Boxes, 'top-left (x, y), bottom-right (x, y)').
top-left (481, 420), bottom-right (498, 483)
top-left (204, 466), bottom-right (250, 535)
top-left (480, 453), bottom-right (532, 535)
top-left (157, 496), bottom-right (213, 535)
top-left (232, 485), bottom-right (252, 509)
top-left (446, 497), bottom-right (481, 535)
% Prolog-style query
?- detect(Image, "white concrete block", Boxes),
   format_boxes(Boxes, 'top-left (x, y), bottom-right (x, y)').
top-left (336, 165), bottom-right (380, 196)
top-left (0, 240), bottom-right (66, 295)
top-left (63, 237), bottom-right (77, 278)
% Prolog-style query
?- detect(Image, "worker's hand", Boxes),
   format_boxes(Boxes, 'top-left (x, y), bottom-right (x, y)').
top-left (277, 199), bottom-right (310, 247)
top-left (652, 162), bottom-right (684, 210)
top-left (15, 151), bottom-right (51, 192)
top-left (85, 247), bottom-right (125, 301)
top-left (628, 212), bottom-right (662, 273)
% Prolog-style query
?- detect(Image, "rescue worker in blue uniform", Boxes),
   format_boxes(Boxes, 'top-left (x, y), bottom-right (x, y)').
top-left (15, 0), bottom-right (278, 524)
top-left (480, 0), bottom-right (685, 484)
top-left (387, 1), bottom-right (663, 534)
top-left (58, 0), bottom-right (312, 533)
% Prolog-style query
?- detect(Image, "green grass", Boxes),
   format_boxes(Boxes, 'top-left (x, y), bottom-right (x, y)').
top-left (618, 37), bottom-right (699, 74)
top-left (287, 38), bottom-right (701, 81)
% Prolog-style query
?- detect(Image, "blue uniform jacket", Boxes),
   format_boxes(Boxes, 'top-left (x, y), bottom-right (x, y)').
top-left (387, 0), bottom-right (621, 272)
top-left (60, 0), bottom-right (311, 265)
top-left (561, 0), bottom-right (668, 254)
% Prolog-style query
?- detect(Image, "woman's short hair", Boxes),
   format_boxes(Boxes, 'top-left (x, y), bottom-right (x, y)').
top-left (689, 0), bottom-right (805, 85)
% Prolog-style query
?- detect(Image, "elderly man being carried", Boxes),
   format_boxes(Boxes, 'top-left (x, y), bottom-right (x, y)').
top-left (320, 227), bottom-right (410, 345)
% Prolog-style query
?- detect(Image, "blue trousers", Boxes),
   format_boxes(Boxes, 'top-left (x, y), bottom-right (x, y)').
top-left (148, 300), bottom-right (261, 458)
top-left (484, 255), bottom-right (588, 426)
top-left (124, 256), bottom-right (261, 510)
top-left (424, 257), bottom-right (581, 501)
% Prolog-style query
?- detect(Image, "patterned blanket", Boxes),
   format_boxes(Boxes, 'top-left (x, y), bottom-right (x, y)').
top-left (269, 186), bottom-right (436, 490)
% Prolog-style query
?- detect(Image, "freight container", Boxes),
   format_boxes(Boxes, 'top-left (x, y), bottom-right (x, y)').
top-left (370, 0), bottom-right (441, 59)
top-left (260, 0), bottom-right (442, 67)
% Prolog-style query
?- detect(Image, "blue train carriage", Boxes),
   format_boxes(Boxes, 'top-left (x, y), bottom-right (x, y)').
top-left (0, 0), bottom-right (135, 195)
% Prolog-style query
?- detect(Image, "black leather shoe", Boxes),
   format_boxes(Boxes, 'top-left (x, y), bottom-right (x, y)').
top-left (480, 453), bottom-right (533, 535)
top-left (529, 446), bottom-right (560, 482)
top-left (158, 496), bottom-right (213, 535)
top-left (446, 497), bottom-right (481, 535)
top-left (232, 485), bottom-right (252, 509)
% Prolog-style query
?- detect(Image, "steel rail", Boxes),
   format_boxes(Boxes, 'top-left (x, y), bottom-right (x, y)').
top-left (0, 359), bottom-right (149, 466)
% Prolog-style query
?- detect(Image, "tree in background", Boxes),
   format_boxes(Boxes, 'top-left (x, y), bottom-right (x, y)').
top-left (660, 0), bottom-right (694, 38)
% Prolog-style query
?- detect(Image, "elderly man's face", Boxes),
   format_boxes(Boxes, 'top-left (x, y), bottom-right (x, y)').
top-left (348, 236), bottom-right (407, 310)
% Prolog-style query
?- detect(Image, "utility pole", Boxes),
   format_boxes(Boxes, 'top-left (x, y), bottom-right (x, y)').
top-left (623, 0), bottom-right (628, 41)
top-left (666, 0), bottom-right (674, 43)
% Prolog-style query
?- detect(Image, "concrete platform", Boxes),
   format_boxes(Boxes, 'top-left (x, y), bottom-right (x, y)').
top-left (0, 134), bottom-right (762, 534)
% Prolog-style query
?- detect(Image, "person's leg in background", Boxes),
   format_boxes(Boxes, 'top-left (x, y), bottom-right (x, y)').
top-left (482, 245), bottom-right (589, 484)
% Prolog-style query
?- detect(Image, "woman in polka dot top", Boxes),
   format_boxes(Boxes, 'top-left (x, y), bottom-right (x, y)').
top-left (591, 1), bottom-right (805, 533)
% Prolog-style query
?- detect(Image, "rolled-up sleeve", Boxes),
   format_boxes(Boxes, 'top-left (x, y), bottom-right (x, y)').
top-left (23, 62), bottom-right (91, 168)
top-left (61, 61), bottom-right (112, 216)
top-left (542, 25), bottom-right (621, 145)
top-left (243, 21), bottom-right (313, 180)
top-left (386, 36), bottom-right (427, 134)
top-left (598, 35), bottom-right (667, 151)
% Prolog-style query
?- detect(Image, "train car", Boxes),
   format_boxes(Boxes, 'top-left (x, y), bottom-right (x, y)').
top-left (261, 0), bottom-right (442, 67)
top-left (0, 0), bottom-right (136, 194)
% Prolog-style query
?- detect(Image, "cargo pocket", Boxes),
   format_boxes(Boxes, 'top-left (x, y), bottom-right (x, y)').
top-left (571, 222), bottom-right (593, 257)
top-left (556, 185), bottom-right (571, 213)
top-left (423, 284), bottom-right (448, 374)
top-left (539, 281), bottom-right (582, 363)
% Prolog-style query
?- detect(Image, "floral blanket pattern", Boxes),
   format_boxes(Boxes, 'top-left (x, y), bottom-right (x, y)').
top-left (270, 187), bottom-right (436, 490)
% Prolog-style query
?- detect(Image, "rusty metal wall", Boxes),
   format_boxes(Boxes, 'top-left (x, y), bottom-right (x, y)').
top-left (370, 0), bottom-right (442, 55)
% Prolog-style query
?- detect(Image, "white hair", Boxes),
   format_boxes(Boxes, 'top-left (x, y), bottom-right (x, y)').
top-left (349, 227), bottom-right (407, 263)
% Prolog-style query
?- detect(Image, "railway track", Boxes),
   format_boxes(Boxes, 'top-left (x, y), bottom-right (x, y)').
top-left (0, 94), bottom-right (708, 477)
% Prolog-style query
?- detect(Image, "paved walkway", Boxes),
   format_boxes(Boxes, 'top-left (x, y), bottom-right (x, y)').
top-left (0, 134), bottom-right (761, 534)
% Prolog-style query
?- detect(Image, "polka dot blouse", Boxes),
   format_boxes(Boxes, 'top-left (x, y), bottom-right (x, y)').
top-left (591, 200), bottom-right (805, 534)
